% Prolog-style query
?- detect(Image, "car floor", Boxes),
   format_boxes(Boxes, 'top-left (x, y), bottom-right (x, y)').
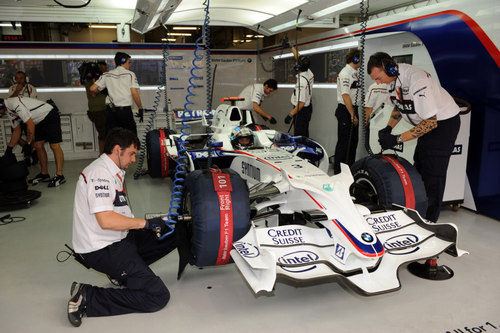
top-left (1, 159), bottom-right (499, 333)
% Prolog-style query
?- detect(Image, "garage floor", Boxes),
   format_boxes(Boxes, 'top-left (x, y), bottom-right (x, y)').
top-left (1, 159), bottom-right (499, 333)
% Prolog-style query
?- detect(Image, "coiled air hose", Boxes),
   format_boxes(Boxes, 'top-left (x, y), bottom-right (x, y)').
top-left (163, 0), bottom-right (212, 239)
top-left (134, 39), bottom-right (171, 179)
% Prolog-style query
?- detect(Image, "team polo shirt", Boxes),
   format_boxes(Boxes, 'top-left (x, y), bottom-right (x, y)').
top-left (94, 66), bottom-right (140, 107)
top-left (72, 154), bottom-right (133, 253)
top-left (235, 84), bottom-right (268, 110)
top-left (389, 63), bottom-right (459, 125)
top-left (4, 97), bottom-right (53, 128)
top-left (8, 83), bottom-right (38, 99)
top-left (337, 64), bottom-right (360, 105)
top-left (365, 82), bottom-right (389, 113)
top-left (290, 69), bottom-right (314, 107)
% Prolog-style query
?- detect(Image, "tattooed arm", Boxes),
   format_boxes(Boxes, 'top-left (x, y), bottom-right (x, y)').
top-left (386, 107), bottom-right (402, 129)
top-left (399, 115), bottom-right (437, 142)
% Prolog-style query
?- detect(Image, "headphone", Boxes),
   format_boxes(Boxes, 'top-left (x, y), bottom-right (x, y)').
top-left (353, 56), bottom-right (360, 64)
top-left (294, 55), bottom-right (310, 72)
top-left (120, 57), bottom-right (127, 65)
top-left (383, 59), bottom-right (399, 77)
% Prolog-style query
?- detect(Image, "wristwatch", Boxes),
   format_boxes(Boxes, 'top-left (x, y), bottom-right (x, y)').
top-left (397, 135), bottom-right (403, 144)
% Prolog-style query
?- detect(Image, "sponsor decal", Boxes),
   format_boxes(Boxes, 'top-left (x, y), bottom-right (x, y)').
top-left (361, 233), bottom-right (374, 243)
top-left (168, 56), bottom-right (183, 60)
top-left (241, 161), bottom-right (261, 181)
top-left (278, 145), bottom-right (296, 152)
top-left (402, 87), bottom-right (410, 95)
top-left (96, 178), bottom-right (110, 183)
top-left (335, 244), bottom-right (345, 260)
top-left (170, 87), bottom-right (185, 90)
top-left (190, 151), bottom-right (221, 159)
top-left (384, 234), bottom-right (420, 255)
top-left (233, 242), bottom-right (260, 258)
top-left (94, 185), bottom-right (109, 191)
top-left (366, 214), bottom-right (402, 232)
top-left (268, 228), bottom-right (305, 245)
top-left (264, 154), bottom-right (293, 161)
top-left (175, 109), bottom-right (214, 120)
top-left (452, 144), bottom-right (463, 155)
top-left (95, 193), bottom-right (110, 198)
top-left (278, 250), bottom-right (319, 273)
top-left (291, 164), bottom-right (303, 168)
top-left (322, 183), bottom-right (333, 192)
top-left (169, 77), bottom-right (179, 81)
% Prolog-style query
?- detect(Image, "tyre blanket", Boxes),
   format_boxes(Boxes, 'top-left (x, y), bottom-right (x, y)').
top-left (231, 209), bottom-right (467, 295)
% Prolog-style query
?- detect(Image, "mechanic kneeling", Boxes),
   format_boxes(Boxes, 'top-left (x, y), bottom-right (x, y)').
top-left (68, 128), bottom-right (176, 327)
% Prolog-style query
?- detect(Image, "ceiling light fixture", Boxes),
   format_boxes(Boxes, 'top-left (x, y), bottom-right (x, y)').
top-left (172, 26), bottom-right (198, 30)
top-left (89, 25), bottom-right (117, 29)
top-left (273, 40), bottom-right (358, 59)
top-left (167, 32), bottom-right (191, 36)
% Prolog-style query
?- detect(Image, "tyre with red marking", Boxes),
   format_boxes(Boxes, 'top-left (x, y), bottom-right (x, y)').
top-left (146, 129), bottom-right (176, 178)
top-left (350, 155), bottom-right (427, 216)
top-left (181, 169), bottom-right (250, 267)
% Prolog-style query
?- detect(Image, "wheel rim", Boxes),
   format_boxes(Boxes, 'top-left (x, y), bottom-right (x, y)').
top-left (353, 176), bottom-right (379, 207)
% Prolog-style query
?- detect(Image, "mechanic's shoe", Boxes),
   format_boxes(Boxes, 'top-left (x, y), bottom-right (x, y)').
top-left (48, 174), bottom-right (66, 187)
top-left (68, 282), bottom-right (88, 327)
top-left (28, 173), bottom-right (50, 185)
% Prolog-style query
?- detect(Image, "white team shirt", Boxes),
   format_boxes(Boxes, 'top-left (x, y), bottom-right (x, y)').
top-left (389, 63), bottom-right (460, 125)
top-left (3, 96), bottom-right (53, 128)
top-left (365, 82), bottom-right (389, 115)
top-left (235, 84), bottom-right (268, 110)
top-left (8, 83), bottom-right (38, 99)
top-left (94, 66), bottom-right (140, 107)
top-left (290, 69), bottom-right (314, 107)
top-left (337, 64), bottom-right (360, 104)
top-left (72, 154), bottom-right (133, 253)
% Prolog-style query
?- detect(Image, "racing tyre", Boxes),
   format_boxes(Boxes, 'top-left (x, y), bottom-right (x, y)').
top-left (146, 129), bottom-right (176, 178)
top-left (181, 169), bottom-right (251, 267)
top-left (350, 154), bottom-right (427, 216)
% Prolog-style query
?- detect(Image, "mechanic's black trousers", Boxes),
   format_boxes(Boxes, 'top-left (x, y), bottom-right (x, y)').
top-left (414, 114), bottom-right (460, 222)
top-left (293, 104), bottom-right (312, 137)
top-left (333, 104), bottom-right (359, 174)
top-left (106, 105), bottom-right (137, 135)
top-left (80, 230), bottom-right (176, 317)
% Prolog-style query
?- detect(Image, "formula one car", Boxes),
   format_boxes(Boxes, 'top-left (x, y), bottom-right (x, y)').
top-left (146, 102), bottom-right (467, 296)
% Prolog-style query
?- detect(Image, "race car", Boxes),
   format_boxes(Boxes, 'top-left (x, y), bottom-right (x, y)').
top-left (146, 102), bottom-right (467, 296)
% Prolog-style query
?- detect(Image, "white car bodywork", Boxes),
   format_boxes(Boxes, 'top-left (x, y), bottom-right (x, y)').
top-left (165, 103), bottom-right (467, 295)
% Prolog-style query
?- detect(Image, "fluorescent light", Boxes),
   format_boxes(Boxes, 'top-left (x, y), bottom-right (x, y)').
top-left (172, 26), bottom-right (198, 30)
top-left (0, 54), bottom-right (165, 60)
top-left (168, 32), bottom-right (191, 36)
top-left (246, 34), bottom-right (254, 38)
top-left (161, 38), bottom-right (177, 42)
top-left (0, 23), bottom-right (21, 28)
top-left (89, 25), bottom-right (117, 29)
top-left (312, 0), bottom-right (359, 19)
top-left (278, 83), bottom-right (337, 89)
top-left (0, 85), bottom-right (166, 94)
top-left (255, 35), bottom-right (264, 38)
top-left (273, 40), bottom-right (358, 59)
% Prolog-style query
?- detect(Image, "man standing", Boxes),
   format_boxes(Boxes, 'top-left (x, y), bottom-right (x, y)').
top-left (235, 79), bottom-right (278, 124)
top-left (333, 48), bottom-right (361, 174)
top-left (8, 71), bottom-right (37, 99)
top-left (0, 97), bottom-right (65, 187)
top-left (84, 62), bottom-right (108, 154)
top-left (368, 52), bottom-right (460, 222)
top-left (8, 71), bottom-right (38, 164)
top-left (68, 128), bottom-right (176, 327)
top-left (364, 82), bottom-right (389, 126)
top-left (90, 52), bottom-right (144, 134)
top-left (284, 47), bottom-right (314, 137)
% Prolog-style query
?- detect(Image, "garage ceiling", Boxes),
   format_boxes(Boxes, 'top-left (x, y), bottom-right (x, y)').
top-left (0, 0), bottom-right (423, 35)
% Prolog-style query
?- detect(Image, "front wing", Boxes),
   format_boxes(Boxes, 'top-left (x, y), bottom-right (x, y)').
top-left (230, 208), bottom-right (467, 296)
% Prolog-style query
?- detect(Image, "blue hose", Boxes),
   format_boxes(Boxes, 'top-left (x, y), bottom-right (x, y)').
top-left (134, 39), bottom-right (170, 180)
top-left (162, 0), bottom-right (211, 239)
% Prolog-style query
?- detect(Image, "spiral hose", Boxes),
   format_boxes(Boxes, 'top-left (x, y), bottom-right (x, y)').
top-left (358, 0), bottom-right (372, 155)
top-left (134, 39), bottom-right (170, 179)
top-left (163, 0), bottom-right (211, 237)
